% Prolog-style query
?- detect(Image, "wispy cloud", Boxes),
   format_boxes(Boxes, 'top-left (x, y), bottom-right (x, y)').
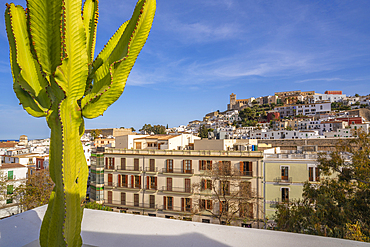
top-left (296, 78), bottom-right (365, 83)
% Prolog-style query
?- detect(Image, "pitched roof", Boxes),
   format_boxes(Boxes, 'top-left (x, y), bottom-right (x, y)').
top-left (0, 163), bottom-right (27, 169)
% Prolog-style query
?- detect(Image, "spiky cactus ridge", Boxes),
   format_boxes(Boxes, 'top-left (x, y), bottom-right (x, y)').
top-left (5, 0), bottom-right (156, 246)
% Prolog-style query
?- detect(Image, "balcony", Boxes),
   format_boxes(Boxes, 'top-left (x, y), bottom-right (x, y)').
top-left (144, 185), bottom-right (158, 191)
top-left (144, 167), bottom-right (158, 173)
top-left (160, 186), bottom-right (192, 194)
top-left (240, 171), bottom-right (253, 177)
top-left (160, 205), bottom-right (192, 213)
top-left (161, 168), bottom-right (194, 175)
top-left (273, 177), bottom-right (293, 184)
top-left (104, 182), bottom-right (141, 190)
top-left (117, 166), bottom-right (142, 172)
top-left (104, 200), bottom-right (157, 210)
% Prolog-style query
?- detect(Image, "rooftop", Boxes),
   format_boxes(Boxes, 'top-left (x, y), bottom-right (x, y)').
top-left (0, 163), bottom-right (27, 169)
top-left (0, 205), bottom-right (366, 247)
top-left (134, 134), bottom-right (180, 141)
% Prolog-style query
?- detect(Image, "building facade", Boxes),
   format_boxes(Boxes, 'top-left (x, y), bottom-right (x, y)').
top-left (102, 148), bottom-right (264, 227)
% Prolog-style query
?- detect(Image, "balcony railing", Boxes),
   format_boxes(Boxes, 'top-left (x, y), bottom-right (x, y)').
top-left (144, 167), bottom-right (158, 172)
top-left (144, 185), bottom-right (158, 190)
top-left (118, 166), bottom-right (142, 172)
top-left (240, 171), bottom-right (253, 176)
top-left (104, 200), bottom-right (157, 209)
top-left (273, 177), bottom-right (293, 183)
top-left (161, 205), bottom-right (192, 212)
top-left (161, 168), bottom-right (194, 174)
top-left (160, 186), bottom-right (192, 193)
top-left (104, 182), bottom-right (141, 189)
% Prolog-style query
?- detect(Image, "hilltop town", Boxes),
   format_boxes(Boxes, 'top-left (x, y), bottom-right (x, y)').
top-left (1, 89), bottom-right (369, 231)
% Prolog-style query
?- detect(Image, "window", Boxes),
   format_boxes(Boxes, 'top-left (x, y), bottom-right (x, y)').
top-left (202, 219), bottom-right (210, 223)
top-left (105, 157), bottom-right (115, 169)
top-left (185, 178), bottom-right (191, 193)
top-left (121, 192), bottom-right (126, 205)
top-left (309, 167), bottom-right (314, 181)
top-left (282, 188), bottom-right (289, 202)
top-left (134, 158), bottom-right (139, 171)
top-left (107, 191), bottom-right (112, 204)
top-left (239, 202), bottom-right (253, 218)
top-left (107, 174), bottom-right (113, 186)
top-left (8, 171), bottom-right (13, 180)
top-left (220, 181), bottom-right (230, 195)
top-left (6, 199), bottom-right (13, 204)
top-left (149, 159), bottom-right (155, 171)
top-left (240, 161), bottom-right (252, 176)
top-left (149, 176), bottom-right (157, 190)
top-left (309, 166), bottom-right (320, 182)
top-left (134, 194), bottom-right (139, 207)
top-left (199, 199), bottom-right (213, 210)
top-left (220, 161), bottom-right (231, 175)
top-left (134, 175), bottom-right (141, 188)
top-left (183, 160), bottom-right (192, 173)
top-left (199, 160), bottom-right (212, 170)
top-left (7, 185), bottom-right (13, 195)
top-left (166, 177), bottom-right (172, 191)
top-left (121, 158), bottom-right (126, 170)
top-left (220, 201), bottom-right (229, 213)
top-left (150, 195), bottom-right (155, 208)
top-left (122, 175), bottom-right (128, 187)
top-left (281, 166), bottom-right (289, 180)
top-left (166, 159), bottom-right (173, 173)
top-left (184, 198), bottom-right (192, 212)
top-left (167, 196), bottom-right (173, 210)
top-left (201, 179), bottom-right (212, 191)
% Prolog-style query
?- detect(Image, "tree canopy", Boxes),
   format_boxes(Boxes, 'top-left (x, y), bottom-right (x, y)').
top-left (140, 124), bottom-right (166, 134)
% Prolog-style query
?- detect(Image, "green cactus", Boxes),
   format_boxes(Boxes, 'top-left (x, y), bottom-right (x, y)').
top-left (5, 0), bottom-right (156, 246)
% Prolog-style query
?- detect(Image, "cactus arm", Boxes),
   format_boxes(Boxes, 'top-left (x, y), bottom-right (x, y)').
top-left (83, 0), bottom-right (99, 65)
top-left (82, 0), bottom-right (156, 118)
top-left (6, 4), bottom-right (50, 110)
top-left (89, 20), bottom-right (128, 77)
top-left (5, 6), bottom-right (48, 117)
top-left (27, 0), bottom-right (63, 77)
top-left (54, 0), bottom-right (88, 99)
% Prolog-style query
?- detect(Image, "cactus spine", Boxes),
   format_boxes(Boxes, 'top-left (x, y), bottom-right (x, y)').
top-left (5, 0), bottom-right (156, 246)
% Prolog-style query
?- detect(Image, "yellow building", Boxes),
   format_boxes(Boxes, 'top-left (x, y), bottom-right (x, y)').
top-left (263, 150), bottom-right (319, 220)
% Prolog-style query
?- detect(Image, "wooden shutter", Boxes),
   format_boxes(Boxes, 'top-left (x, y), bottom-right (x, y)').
top-left (189, 198), bottom-right (192, 210)
top-left (112, 158), bottom-right (115, 169)
top-left (209, 200), bottom-right (213, 210)
top-left (118, 175), bottom-right (121, 187)
top-left (219, 161), bottom-right (222, 173)
top-left (167, 177), bottom-right (172, 191)
top-left (181, 198), bottom-right (184, 211)
top-left (105, 157), bottom-right (108, 169)
top-left (315, 167), bottom-right (320, 181)
top-left (108, 191), bottom-right (112, 204)
top-left (125, 175), bottom-right (128, 187)
top-left (182, 160), bottom-right (185, 173)
top-left (108, 174), bottom-right (112, 186)
top-left (147, 177), bottom-right (150, 189)
top-left (199, 160), bottom-right (202, 170)
top-left (139, 176), bottom-right (142, 189)
top-left (155, 177), bottom-right (157, 189)
top-left (166, 159), bottom-right (169, 172)
top-left (131, 175), bottom-right (134, 188)
top-left (240, 161), bottom-right (244, 174)
top-left (219, 201), bottom-right (222, 214)
top-left (190, 160), bottom-right (192, 171)
top-left (209, 160), bottom-right (212, 170)
top-left (121, 192), bottom-right (125, 205)
top-left (163, 196), bottom-right (167, 210)
top-left (249, 162), bottom-right (253, 176)
top-left (121, 158), bottom-right (126, 170)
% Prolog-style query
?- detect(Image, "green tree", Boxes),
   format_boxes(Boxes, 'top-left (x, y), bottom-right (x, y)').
top-left (140, 124), bottom-right (166, 134)
top-left (5, 0), bottom-right (156, 246)
top-left (198, 125), bottom-right (210, 139)
top-left (90, 129), bottom-right (102, 140)
top-left (130, 127), bottom-right (136, 132)
top-left (274, 131), bottom-right (370, 242)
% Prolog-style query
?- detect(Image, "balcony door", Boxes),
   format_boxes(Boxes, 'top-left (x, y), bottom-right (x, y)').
top-left (185, 179), bottom-right (191, 193)
top-left (167, 177), bottom-right (172, 191)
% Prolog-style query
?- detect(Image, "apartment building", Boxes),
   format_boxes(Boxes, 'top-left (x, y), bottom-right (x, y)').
top-left (101, 147), bottom-right (263, 227)
top-left (0, 162), bottom-right (27, 218)
top-left (263, 150), bottom-right (320, 219)
top-left (275, 102), bottom-right (331, 117)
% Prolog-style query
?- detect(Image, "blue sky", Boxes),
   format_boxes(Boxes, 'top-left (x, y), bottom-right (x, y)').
top-left (0, 0), bottom-right (370, 139)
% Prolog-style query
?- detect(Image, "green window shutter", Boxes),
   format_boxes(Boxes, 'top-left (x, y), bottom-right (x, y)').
top-left (8, 171), bottom-right (13, 180)
top-left (7, 185), bottom-right (13, 194)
